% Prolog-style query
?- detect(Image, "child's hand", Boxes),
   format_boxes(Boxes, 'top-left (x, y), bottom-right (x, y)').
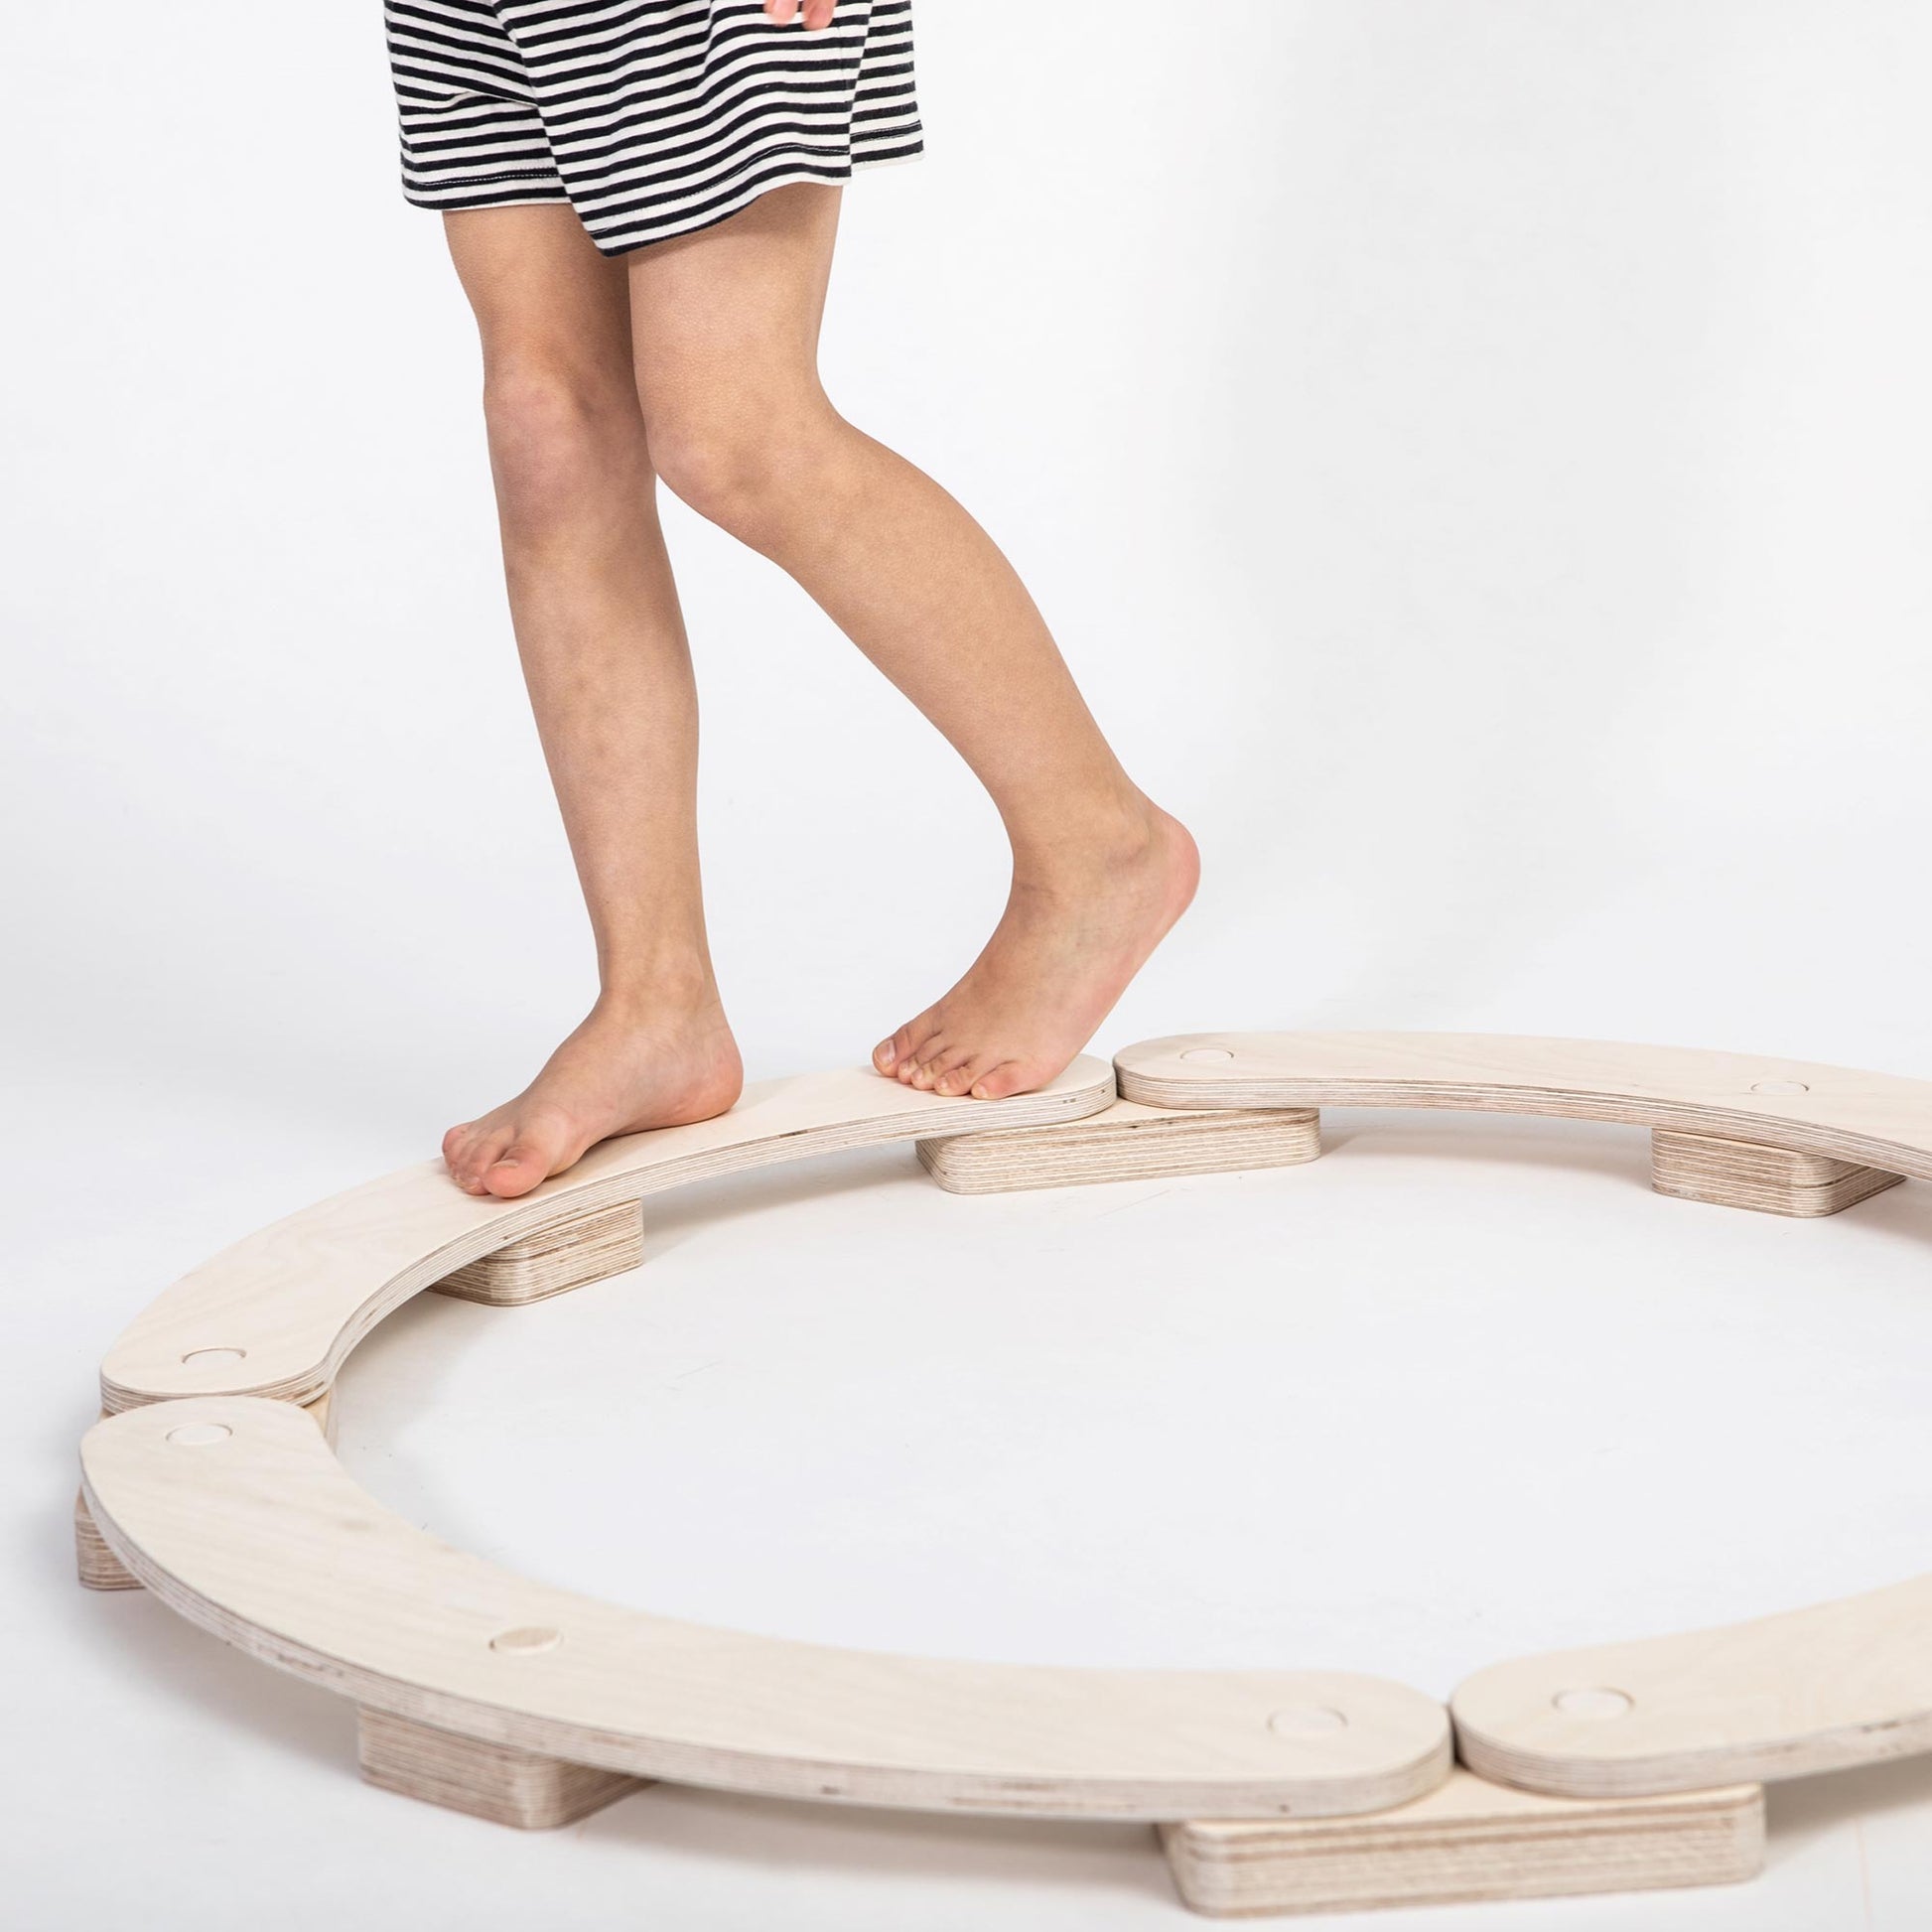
top-left (763, 0), bottom-right (840, 26)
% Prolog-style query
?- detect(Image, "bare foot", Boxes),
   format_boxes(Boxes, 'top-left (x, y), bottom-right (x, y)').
top-left (443, 994), bottom-right (743, 1198)
top-left (873, 801), bottom-right (1198, 1100)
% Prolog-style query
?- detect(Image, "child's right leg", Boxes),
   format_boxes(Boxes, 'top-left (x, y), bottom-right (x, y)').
top-left (437, 207), bottom-right (742, 1198)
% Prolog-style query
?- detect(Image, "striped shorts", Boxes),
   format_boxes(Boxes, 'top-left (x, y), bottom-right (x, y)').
top-left (384, 0), bottom-right (921, 254)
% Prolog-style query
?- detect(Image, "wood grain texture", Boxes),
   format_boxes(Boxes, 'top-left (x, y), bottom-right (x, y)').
top-left (1651, 1130), bottom-right (1902, 1217)
top-left (74, 1388), bottom-right (335, 1589)
top-left (917, 1100), bottom-right (1321, 1194)
top-left (434, 1200), bottom-right (644, 1307)
top-left (1162, 1770), bottom-right (1763, 1917)
top-left (1452, 1572), bottom-right (1932, 1797)
top-left (1115, 1032), bottom-right (1932, 1179)
top-left (358, 1708), bottom-right (645, 1827)
top-left (99, 1060), bottom-right (1115, 1413)
top-left (80, 1397), bottom-right (1452, 1822)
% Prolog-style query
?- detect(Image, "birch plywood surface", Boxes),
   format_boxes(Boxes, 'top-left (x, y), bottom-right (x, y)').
top-left (99, 1060), bottom-right (1115, 1413)
top-left (1115, 1033), bottom-right (1932, 1179)
top-left (79, 1398), bottom-right (1453, 1822)
top-left (1451, 1572), bottom-right (1932, 1797)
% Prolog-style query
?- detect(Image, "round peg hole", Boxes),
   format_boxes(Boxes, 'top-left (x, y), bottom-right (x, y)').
top-left (181, 1347), bottom-right (247, 1368)
top-left (1179, 1047), bottom-right (1236, 1063)
top-left (1553, 1687), bottom-right (1633, 1720)
top-left (1749, 1079), bottom-right (1810, 1096)
top-left (489, 1625), bottom-right (563, 1655)
top-left (1268, 1704), bottom-right (1349, 1736)
top-left (165, 1422), bottom-right (233, 1448)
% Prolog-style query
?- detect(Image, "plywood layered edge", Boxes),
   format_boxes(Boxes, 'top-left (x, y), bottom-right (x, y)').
top-left (1161, 1770), bottom-right (1764, 1916)
top-left (79, 1398), bottom-right (1452, 1822)
top-left (916, 1099), bottom-right (1321, 1194)
top-left (433, 1199), bottom-right (645, 1307)
top-left (1114, 1033), bottom-right (1929, 1182)
top-left (99, 1060), bottom-right (1116, 1414)
top-left (1651, 1130), bottom-right (1903, 1218)
top-left (356, 1708), bottom-right (647, 1827)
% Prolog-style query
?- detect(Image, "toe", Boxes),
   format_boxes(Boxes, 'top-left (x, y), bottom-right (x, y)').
top-left (893, 1017), bottom-right (943, 1083)
top-left (970, 1060), bottom-right (1037, 1101)
top-left (481, 1142), bottom-right (555, 1199)
top-left (873, 1037), bottom-right (898, 1074)
top-left (887, 1025), bottom-right (917, 1081)
top-left (443, 1123), bottom-right (483, 1188)
top-left (453, 1124), bottom-right (515, 1194)
top-left (924, 1045), bottom-right (976, 1095)
top-left (905, 1039), bottom-right (958, 1091)
top-left (480, 1105), bottom-right (582, 1199)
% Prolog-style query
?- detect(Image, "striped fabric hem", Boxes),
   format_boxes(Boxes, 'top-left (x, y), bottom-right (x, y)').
top-left (386, 0), bottom-right (921, 252)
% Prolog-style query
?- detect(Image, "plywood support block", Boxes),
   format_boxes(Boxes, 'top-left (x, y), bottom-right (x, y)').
top-left (917, 1101), bottom-right (1321, 1195)
top-left (434, 1201), bottom-right (643, 1307)
top-left (1161, 1769), bottom-right (1764, 1918)
top-left (1652, 1130), bottom-right (1903, 1218)
top-left (356, 1708), bottom-right (646, 1829)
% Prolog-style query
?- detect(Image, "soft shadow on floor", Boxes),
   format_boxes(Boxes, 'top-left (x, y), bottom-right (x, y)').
top-left (1769, 1751), bottom-right (1932, 1847)
top-left (582, 1779), bottom-right (1175, 1906)
top-left (65, 1574), bottom-right (352, 1776)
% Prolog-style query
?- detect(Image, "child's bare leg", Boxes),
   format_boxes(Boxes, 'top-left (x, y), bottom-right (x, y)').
top-left (439, 207), bottom-right (741, 1198)
top-left (627, 186), bottom-right (1196, 1101)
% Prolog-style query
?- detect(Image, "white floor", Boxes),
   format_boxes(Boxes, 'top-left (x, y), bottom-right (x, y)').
top-left (11, 1064), bottom-right (1932, 1931)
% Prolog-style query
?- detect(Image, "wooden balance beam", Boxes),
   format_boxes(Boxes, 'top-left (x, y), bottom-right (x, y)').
top-left (78, 1034), bottom-right (1930, 1915)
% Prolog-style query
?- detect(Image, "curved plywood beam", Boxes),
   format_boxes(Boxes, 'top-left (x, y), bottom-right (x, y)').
top-left (1451, 1580), bottom-right (1932, 1796)
top-left (100, 1061), bottom-right (1116, 1413)
top-left (1114, 1032), bottom-right (1932, 1179)
top-left (79, 1398), bottom-right (1453, 1822)
top-left (1117, 1029), bottom-right (1932, 1799)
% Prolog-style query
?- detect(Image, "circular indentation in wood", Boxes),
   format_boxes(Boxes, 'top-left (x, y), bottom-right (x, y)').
top-left (165, 1422), bottom-right (233, 1447)
top-left (490, 1625), bottom-right (563, 1655)
top-left (1180, 1047), bottom-right (1236, 1063)
top-left (1749, 1079), bottom-right (1810, 1096)
top-left (181, 1347), bottom-right (247, 1367)
top-left (1553, 1687), bottom-right (1633, 1720)
top-left (1269, 1704), bottom-right (1349, 1735)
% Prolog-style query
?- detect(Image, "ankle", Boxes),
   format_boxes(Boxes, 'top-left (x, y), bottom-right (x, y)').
top-left (592, 964), bottom-right (727, 1026)
top-left (1008, 789), bottom-right (1170, 887)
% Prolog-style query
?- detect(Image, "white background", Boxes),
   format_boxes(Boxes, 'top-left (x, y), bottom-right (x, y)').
top-left (5, 2), bottom-right (1931, 1926)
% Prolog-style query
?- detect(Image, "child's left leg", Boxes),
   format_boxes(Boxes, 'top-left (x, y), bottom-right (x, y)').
top-left (627, 185), bottom-right (1196, 1100)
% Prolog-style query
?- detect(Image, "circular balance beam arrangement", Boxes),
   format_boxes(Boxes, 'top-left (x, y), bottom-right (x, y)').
top-left (75, 1035), bottom-right (1932, 1917)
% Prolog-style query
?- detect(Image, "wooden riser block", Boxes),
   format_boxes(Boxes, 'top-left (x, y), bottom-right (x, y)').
top-left (434, 1201), bottom-right (643, 1307)
top-left (75, 1388), bottom-right (335, 1590)
top-left (917, 1101), bottom-right (1321, 1195)
top-left (1652, 1130), bottom-right (1904, 1219)
top-left (1161, 1770), bottom-right (1764, 1918)
top-left (357, 1709), bottom-right (646, 1829)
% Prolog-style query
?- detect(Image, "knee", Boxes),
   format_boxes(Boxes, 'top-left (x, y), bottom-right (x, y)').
top-left (646, 404), bottom-right (833, 552)
top-left (482, 362), bottom-right (640, 537)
